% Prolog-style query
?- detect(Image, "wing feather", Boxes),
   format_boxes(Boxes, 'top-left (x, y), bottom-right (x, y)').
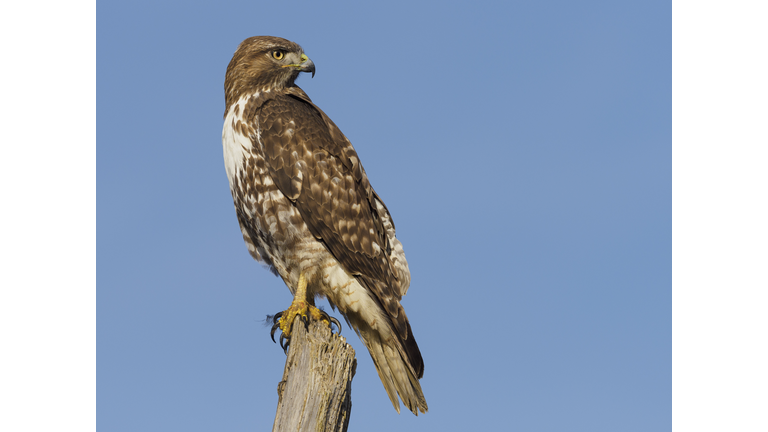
top-left (248, 89), bottom-right (422, 377)
top-left (256, 94), bottom-right (406, 310)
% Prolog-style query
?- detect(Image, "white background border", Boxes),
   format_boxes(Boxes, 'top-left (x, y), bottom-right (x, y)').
top-left (0, 1), bottom-right (96, 431)
top-left (673, 1), bottom-right (767, 430)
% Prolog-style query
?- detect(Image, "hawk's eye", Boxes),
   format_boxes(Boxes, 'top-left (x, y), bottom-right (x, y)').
top-left (272, 50), bottom-right (284, 60)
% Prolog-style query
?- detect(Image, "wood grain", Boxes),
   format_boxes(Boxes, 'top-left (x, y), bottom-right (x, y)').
top-left (272, 320), bottom-right (356, 432)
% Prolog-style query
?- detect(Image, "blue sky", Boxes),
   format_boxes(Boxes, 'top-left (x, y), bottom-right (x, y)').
top-left (97, 1), bottom-right (670, 431)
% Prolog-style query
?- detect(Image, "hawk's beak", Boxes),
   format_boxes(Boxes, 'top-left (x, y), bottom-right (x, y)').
top-left (284, 53), bottom-right (315, 78)
top-left (298, 54), bottom-right (315, 78)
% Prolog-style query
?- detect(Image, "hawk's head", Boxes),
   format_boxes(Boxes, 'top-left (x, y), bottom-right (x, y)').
top-left (224, 36), bottom-right (315, 108)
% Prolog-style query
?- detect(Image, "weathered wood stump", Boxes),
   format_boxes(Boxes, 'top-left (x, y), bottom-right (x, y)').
top-left (272, 319), bottom-right (357, 432)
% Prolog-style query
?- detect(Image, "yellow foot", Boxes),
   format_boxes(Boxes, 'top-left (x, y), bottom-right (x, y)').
top-left (270, 301), bottom-right (341, 353)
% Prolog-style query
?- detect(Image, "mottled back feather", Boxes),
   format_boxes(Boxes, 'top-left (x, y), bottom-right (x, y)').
top-left (244, 90), bottom-right (422, 376)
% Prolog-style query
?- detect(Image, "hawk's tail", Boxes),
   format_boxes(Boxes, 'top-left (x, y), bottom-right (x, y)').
top-left (353, 314), bottom-right (428, 415)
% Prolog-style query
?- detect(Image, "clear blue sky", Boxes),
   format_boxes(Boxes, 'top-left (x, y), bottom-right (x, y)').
top-left (97, 1), bottom-right (670, 431)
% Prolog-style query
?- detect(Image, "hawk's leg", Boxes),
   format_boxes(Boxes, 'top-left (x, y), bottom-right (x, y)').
top-left (270, 272), bottom-right (341, 352)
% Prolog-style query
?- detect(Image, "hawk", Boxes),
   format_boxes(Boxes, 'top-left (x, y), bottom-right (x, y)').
top-left (222, 36), bottom-right (427, 415)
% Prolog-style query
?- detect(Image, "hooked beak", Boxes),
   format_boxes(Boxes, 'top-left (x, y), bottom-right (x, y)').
top-left (283, 53), bottom-right (315, 78)
top-left (298, 53), bottom-right (315, 78)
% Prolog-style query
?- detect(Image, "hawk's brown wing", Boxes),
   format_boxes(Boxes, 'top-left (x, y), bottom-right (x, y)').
top-left (254, 89), bottom-right (416, 339)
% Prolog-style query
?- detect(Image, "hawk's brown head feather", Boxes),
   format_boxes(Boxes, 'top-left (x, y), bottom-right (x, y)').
top-left (224, 36), bottom-right (314, 115)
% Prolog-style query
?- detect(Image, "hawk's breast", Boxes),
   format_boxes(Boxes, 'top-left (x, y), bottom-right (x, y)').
top-left (222, 94), bottom-right (257, 189)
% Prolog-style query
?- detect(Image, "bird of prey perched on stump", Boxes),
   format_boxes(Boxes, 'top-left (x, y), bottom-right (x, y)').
top-left (221, 36), bottom-right (427, 415)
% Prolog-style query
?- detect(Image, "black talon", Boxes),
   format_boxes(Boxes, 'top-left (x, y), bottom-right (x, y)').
top-left (329, 316), bottom-right (342, 335)
top-left (317, 308), bottom-right (329, 321)
top-left (279, 334), bottom-right (289, 354)
top-left (317, 309), bottom-right (342, 335)
top-left (270, 321), bottom-right (280, 343)
top-left (270, 312), bottom-right (283, 343)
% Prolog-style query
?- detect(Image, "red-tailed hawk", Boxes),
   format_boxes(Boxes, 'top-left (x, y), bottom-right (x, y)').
top-left (222, 36), bottom-right (427, 415)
